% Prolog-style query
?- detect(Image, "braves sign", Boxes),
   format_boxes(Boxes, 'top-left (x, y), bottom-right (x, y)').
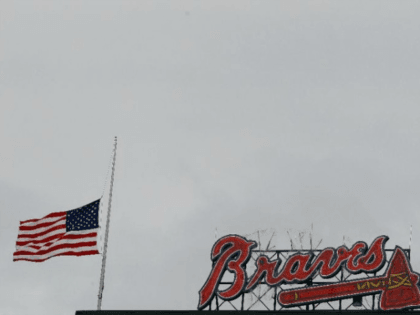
top-left (198, 235), bottom-right (420, 311)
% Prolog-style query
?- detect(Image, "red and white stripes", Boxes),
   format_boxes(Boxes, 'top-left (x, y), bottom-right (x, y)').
top-left (13, 211), bottom-right (99, 262)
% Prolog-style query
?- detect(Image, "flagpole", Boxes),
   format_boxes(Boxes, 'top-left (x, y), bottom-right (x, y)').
top-left (97, 136), bottom-right (117, 310)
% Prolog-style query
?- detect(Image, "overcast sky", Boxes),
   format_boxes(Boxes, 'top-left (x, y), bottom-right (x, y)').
top-left (2, 1), bottom-right (420, 314)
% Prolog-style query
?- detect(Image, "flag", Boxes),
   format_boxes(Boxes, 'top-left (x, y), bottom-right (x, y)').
top-left (13, 199), bottom-right (101, 262)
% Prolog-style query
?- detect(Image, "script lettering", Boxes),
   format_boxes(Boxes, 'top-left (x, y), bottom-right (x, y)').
top-left (197, 235), bottom-right (256, 310)
top-left (199, 235), bottom-right (389, 310)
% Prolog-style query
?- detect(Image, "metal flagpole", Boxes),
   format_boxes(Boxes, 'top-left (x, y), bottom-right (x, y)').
top-left (97, 136), bottom-right (117, 310)
top-left (410, 225), bottom-right (413, 250)
top-left (409, 225), bottom-right (413, 261)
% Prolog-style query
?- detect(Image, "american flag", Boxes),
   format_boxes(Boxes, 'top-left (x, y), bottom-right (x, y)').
top-left (13, 199), bottom-right (101, 262)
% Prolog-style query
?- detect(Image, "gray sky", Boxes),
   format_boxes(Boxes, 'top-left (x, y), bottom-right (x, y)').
top-left (2, 1), bottom-right (420, 314)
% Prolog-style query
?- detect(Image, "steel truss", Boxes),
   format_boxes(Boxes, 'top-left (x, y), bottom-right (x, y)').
top-left (204, 248), bottom-right (411, 311)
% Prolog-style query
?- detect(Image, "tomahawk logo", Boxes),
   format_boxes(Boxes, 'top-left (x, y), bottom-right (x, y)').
top-left (198, 235), bottom-right (420, 311)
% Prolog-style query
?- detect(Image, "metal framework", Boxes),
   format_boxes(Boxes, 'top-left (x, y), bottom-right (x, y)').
top-left (204, 248), bottom-right (411, 311)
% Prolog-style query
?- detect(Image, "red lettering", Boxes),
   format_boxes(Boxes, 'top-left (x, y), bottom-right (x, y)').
top-left (199, 235), bottom-right (388, 309)
top-left (197, 235), bottom-right (256, 310)
top-left (246, 256), bottom-right (279, 291)
top-left (346, 242), bottom-right (367, 272)
top-left (245, 237), bottom-right (388, 290)
top-left (356, 236), bottom-right (388, 272)
top-left (279, 253), bottom-right (313, 281)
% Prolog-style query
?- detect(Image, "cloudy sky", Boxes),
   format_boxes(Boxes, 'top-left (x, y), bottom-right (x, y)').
top-left (2, 1), bottom-right (420, 314)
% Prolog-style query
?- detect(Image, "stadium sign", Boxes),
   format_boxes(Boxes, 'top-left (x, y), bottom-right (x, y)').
top-left (198, 235), bottom-right (420, 311)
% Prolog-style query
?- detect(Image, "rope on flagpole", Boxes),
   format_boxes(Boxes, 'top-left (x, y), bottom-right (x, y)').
top-left (99, 140), bottom-right (116, 253)
top-left (97, 136), bottom-right (117, 311)
top-left (101, 141), bottom-right (116, 199)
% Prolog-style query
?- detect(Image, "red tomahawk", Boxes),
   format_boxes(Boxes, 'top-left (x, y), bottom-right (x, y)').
top-left (278, 248), bottom-right (420, 310)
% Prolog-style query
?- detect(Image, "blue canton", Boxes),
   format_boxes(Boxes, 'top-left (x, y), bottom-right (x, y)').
top-left (66, 199), bottom-right (100, 232)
